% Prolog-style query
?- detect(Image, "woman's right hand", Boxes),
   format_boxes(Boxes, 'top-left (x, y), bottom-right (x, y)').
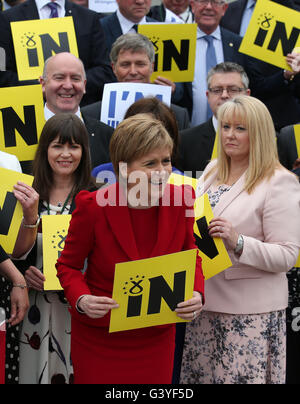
top-left (77, 295), bottom-right (119, 319)
top-left (25, 266), bottom-right (45, 292)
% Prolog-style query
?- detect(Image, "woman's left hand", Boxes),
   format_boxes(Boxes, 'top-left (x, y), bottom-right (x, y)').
top-left (13, 182), bottom-right (39, 225)
top-left (175, 291), bottom-right (203, 321)
top-left (208, 217), bottom-right (239, 250)
top-left (9, 285), bottom-right (29, 326)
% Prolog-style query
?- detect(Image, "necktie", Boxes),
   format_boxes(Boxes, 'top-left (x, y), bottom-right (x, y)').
top-left (204, 35), bottom-right (217, 120)
top-left (132, 24), bottom-right (138, 32)
top-left (48, 2), bottom-right (58, 18)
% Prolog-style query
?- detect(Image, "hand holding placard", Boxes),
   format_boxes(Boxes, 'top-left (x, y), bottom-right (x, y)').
top-left (0, 168), bottom-right (34, 254)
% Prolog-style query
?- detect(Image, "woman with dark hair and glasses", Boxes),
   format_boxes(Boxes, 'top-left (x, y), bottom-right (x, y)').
top-left (18, 113), bottom-right (95, 384)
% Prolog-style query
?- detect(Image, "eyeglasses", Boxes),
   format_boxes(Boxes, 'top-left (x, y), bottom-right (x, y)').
top-left (194, 0), bottom-right (225, 7)
top-left (208, 86), bottom-right (246, 96)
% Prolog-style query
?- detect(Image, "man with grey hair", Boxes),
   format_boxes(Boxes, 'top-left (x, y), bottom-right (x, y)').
top-left (81, 33), bottom-right (190, 130)
top-left (40, 52), bottom-right (113, 169)
top-left (178, 62), bottom-right (250, 178)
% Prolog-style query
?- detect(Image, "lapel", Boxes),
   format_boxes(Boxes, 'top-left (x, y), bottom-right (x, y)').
top-left (109, 13), bottom-right (123, 41)
top-left (221, 28), bottom-right (238, 60)
top-left (213, 171), bottom-right (246, 217)
top-left (64, 0), bottom-right (73, 17)
top-left (104, 183), bottom-right (140, 261)
top-left (200, 162), bottom-right (246, 217)
top-left (103, 184), bottom-right (182, 261)
top-left (23, 0), bottom-right (40, 19)
top-left (150, 185), bottom-right (182, 257)
top-left (203, 118), bottom-right (215, 138)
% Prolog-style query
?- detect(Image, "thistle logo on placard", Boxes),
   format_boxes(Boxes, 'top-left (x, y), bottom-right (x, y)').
top-left (21, 32), bottom-right (38, 67)
top-left (51, 229), bottom-right (67, 258)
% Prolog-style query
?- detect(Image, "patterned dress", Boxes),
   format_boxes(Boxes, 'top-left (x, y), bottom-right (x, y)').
top-left (18, 203), bottom-right (74, 384)
top-left (180, 185), bottom-right (286, 384)
top-left (286, 267), bottom-right (300, 384)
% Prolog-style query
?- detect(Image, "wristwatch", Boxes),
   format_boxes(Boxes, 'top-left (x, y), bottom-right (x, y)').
top-left (234, 234), bottom-right (244, 255)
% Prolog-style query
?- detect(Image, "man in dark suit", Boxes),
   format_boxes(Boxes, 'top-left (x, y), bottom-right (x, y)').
top-left (100, 0), bottom-right (186, 104)
top-left (221, 0), bottom-right (300, 34)
top-left (100, 0), bottom-right (156, 52)
top-left (81, 33), bottom-right (191, 131)
top-left (0, 0), bottom-right (115, 105)
top-left (220, 0), bottom-right (300, 130)
top-left (277, 124), bottom-right (300, 171)
top-left (177, 0), bottom-right (255, 127)
top-left (178, 62), bottom-right (250, 178)
top-left (41, 52), bottom-right (113, 170)
top-left (148, 0), bottom-right (194, 23)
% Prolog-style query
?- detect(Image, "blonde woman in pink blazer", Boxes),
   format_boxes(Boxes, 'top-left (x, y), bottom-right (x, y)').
top-left (180, 96), bottom-right (300, 384)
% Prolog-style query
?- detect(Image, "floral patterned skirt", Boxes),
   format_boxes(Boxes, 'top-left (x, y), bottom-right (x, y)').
top-left (180, 310), bottom-right (286, 384)
top-left (18, 290), bottom-right (73, 384)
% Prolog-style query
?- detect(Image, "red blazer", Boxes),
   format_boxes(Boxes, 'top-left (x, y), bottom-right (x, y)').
top-left (56, 183), bottom-right (204, 328)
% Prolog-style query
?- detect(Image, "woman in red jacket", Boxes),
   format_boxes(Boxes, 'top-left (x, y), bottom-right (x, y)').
top-left (56, 114), bottom-right (204, 384)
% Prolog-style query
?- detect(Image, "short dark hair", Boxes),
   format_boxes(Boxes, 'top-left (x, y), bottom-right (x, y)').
top-left (124, 97), bottom-right (179, 166)
top-left (33, 113), bottom-right (94, 201)
top-left (207, 62), bottom-right (249, 89)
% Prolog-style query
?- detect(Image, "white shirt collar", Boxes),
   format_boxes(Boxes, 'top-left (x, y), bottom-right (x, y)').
top-left (197, 26), bottom-right (221, 40)
top-left (212, 115), bottom-right (218, 132)
top-left (116, 8), bottom-right (147, 34)
top-left (44, 104), bottom-right (81, 121)
top-left (246, 0), bottom-right (256, 10)
top-left (35, 0), bottom-right (65, 13)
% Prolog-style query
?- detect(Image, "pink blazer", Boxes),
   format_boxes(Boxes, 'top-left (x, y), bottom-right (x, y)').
top-left (197, 161), bottom-right (300, 314)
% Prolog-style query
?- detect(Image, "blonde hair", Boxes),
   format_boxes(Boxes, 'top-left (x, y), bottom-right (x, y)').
top-left (110, 114), bottom-right (173, 177)
top-left (212, 95), bottom-right (280, 193)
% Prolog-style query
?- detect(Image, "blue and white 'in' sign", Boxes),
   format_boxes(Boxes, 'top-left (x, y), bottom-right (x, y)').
top-left (100, 83), bottom-right (172, 129)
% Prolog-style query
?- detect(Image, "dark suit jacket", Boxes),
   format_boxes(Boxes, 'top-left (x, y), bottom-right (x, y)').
top-left (81, 100), bottom-right (191, 131)
top-left (148, 5), bottom-right (194, 22)
top-left (178, 27), bottom-right (249, 118)
top-left (100, 12), bottom-right (157, 52)
top-left (220, 0), bottom-right (300, 130)
top-left (148, 4), bottom-right (166, 21)
top-left (0, 0), bottom-right (114, 105)
top-left (81, 111), bottom-right (113, 169)
top-left (277, 124), bottom-right (299, 171)
top-left (178, 118), bottom-right (216, 178)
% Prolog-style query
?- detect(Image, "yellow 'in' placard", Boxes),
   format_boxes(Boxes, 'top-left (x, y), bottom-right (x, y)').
top-left (110, 249), bottom-right (197, 333)
top-left (239, 0), bottom-right (300, 70)
top-left (0, 168), bottom-right (34, 254)
top-left (42, 214), bottom-right (71, 291)
top-left (194, 193), bottom-right (232, 279)
top-left (11, 17), bottom-right (78, 81)
top-left (138, 23), bottom-right (197, 82)
top-left (0, 85), bottom-right (45, 162)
